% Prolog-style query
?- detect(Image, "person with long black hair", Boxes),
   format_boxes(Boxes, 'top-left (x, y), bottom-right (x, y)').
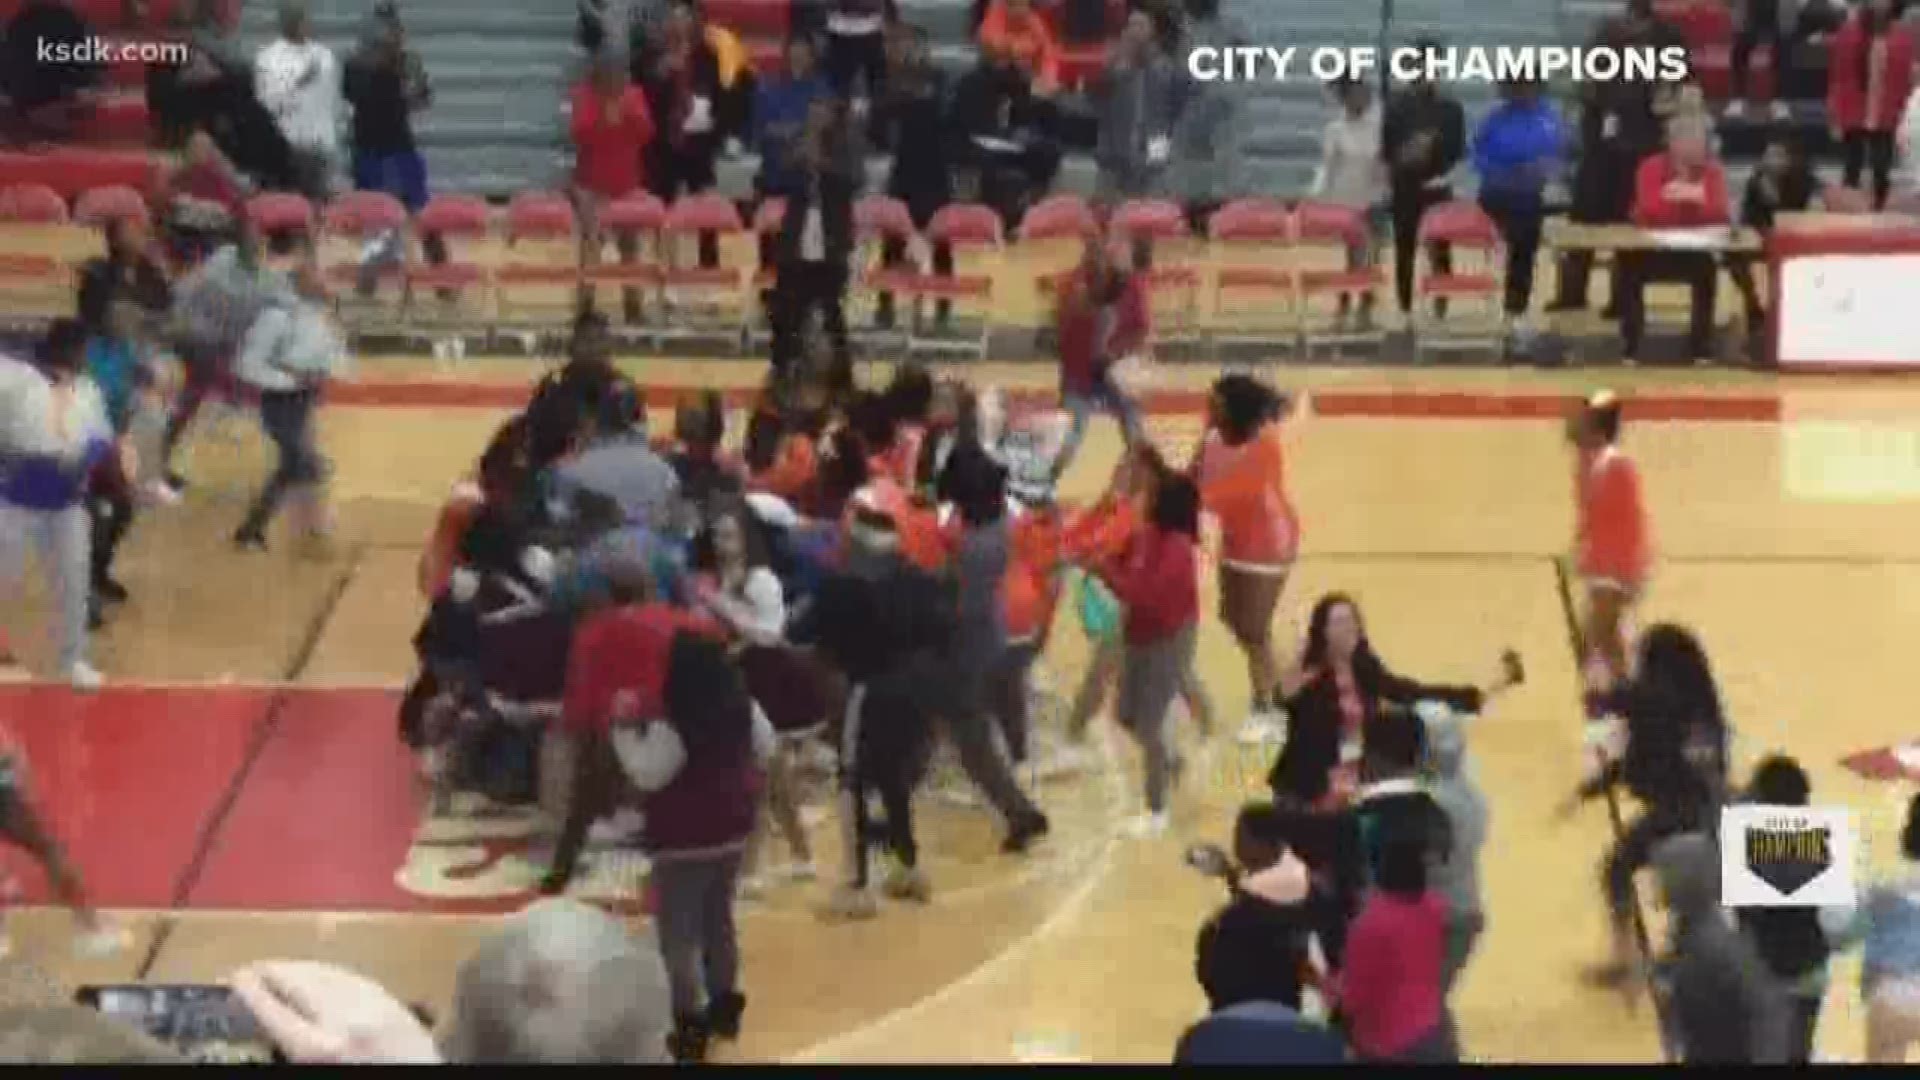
top-left (1192, 374), bottom-right (1299, 747)
top-left (613, 630), bottom-right (775, 1062)
top-left (691, 497), bottom-right (820, 892)
top-left (1557, 622), bottom-right (1730, 994)
top-left (1267, 592), bottom-right (1517, 811)
top-left (1091, 469), bottom-right (1201, 837)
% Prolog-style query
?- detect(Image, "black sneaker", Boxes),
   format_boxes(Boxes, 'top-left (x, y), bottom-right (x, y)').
top-left (163, 471), bottom-right (190, 492)
top-left (87, 600), bottom-right (106, 631)
top-left (232, 527), bottom-right (268, 551)
top-left (93, 576), bottom-right (129, 604)
top-left (669, 1015), bottom-right (711, 1063)
top-left (707, 991), bottom-right (747, 1041)
top-left (1001, 812), bottom-right (1050, 855)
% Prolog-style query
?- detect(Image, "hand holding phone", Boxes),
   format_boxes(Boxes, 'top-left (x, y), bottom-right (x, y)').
top-left (228, 961), bottom-right (440, 1064)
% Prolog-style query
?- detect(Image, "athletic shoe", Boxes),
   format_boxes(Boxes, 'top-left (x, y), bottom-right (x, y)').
top-left (93, 576), bottom-right (129, 604)
top-left (707, 991), bottom-right (747, 1042)
top-left (1236, 711), bottom-right (1286, 746)
top-left (772, 860), bottom-right (818, 884)
top-left (65, 662), bottom-right (104, 692)
top-left (142, 479), bottom-right (182, 507)
top-left (819, 884), bottom-right (879, 922)
top-left (1724, 99), bottom-right (1746, 120)
top-left (881, 864), bottom-right (932, 903)
top-left (1122, 811), bottom-right (1170, 839)
top-left (1001, 812), bottom-right (1050, 855)
top-left (74, 921), bottom-right (132, 957)
top-left (1040, 742), bottom-right (1099, 778)
top-left (232, 528), bottom-right (267, 552)
top-left (1770, 100), bottom-right (1791, 121)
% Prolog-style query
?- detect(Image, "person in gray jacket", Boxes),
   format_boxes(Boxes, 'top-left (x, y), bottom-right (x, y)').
top-left (231, 258), bottom-right (347, 549)
top-left (1417, 698), bottom-right (1490, 992)
top-left (1090, 9), bottom-right (1182, 202)
top-left (1165, 0), bottom-right (1248, 227)
top-left (1653, 832), bottom-right (1790, 1064)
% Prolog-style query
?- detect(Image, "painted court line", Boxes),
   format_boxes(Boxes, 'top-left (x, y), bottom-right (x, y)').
top-left (325, 379), bottom-right (1787, 422)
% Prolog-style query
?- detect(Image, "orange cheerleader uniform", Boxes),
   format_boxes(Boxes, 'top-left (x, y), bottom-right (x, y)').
top-left (1003, 506), bottom-right (1067, 646)
top-left (1195, 423), bottom-right (1300, 572)
top-left (749, 432), bottom-right (819, 503)
top-left (418, 479), bottom-right (485, 599)
top-left (1575, 445), bottom-right (1651, 593)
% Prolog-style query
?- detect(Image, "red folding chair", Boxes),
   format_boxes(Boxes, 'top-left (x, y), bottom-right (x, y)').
top-left (1020, 193), bottom-right (1098, 299)
top-left (659, 193), bottom-right (751, 346)
top-left (0, 183), bottom-right (69, 224)
top-left (245, 191), bottom-right (314, 240)
top-left (1110, 198), bottom-right (1201, 344)
top-left (496, 190), bottom-right (582, 330)
top-left (72, 184), bottom-right (150, 228)
top-left (850, 194), bottom-right (917, 340)
top-left (319, 190), bottom-right (410, 325)
top-left (1292, 200), bottom-right (1386, 356)
top-left (1410, 199), bottom-right (1504, 363)
top-left (406, 194), bottom-right (493, 325)
top-left (898, 202), bottom-right (1002, 358)
top-left (1206, 197), bottom-right (1297, 358)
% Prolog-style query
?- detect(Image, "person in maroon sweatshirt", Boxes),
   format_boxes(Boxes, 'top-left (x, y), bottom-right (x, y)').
top-left (1333, 825), bottom-right (1456, 1062)
top-left (1618, 124), bottom-right (1730, 363)
top-left (1092, 469), bottom-right (1199, 838)
top-left (1052, 235), bottom-right (1149, 482)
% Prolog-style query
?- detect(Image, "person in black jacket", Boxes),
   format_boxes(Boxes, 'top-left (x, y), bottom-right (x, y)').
top-left (1, 0), bottom-right (103, 141)
top-left (1380, 39), bottom-right (1466, 330)
top-left (1266, 592), bottom-right (1499, 813)
top-left (1727, 133), bottom-right (1818, 351)
top-left (949, 36), bottom-right (1061, 227)
top-left (640, 0), bottom-right (724, 201)
top-left (874, 22), bottom-right (955, 329)
top-left (770, 97), bottom-right (860, 385)
top-left (1558, 622), bottom-right (1730, 995)
top-left (1736, 754), bottom-right (1833, 1063)
top-left (1547, 0), bottom-right (1684, 315)
top-left (77, 219), bottom-right (173, 339)
top-left (1196, 803), bottom-right (1347, 1015)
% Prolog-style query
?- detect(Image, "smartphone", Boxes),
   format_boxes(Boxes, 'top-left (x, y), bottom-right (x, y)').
top-left (76, 984), bottom-right (282, 1064)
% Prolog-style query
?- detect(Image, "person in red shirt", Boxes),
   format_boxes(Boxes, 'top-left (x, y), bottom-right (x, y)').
top-left (1828, 0), bottom-right (1914, 209)
top-left (1567, 391), bottom-right (1651, 690)
top-left (1092, 470), bottom-right (1200, 838)
top-left (1619, 124), bottom-right (1729, 362)
top-left (1053, 235), bottom-right (1149, 482)
top-left (570, 55), bottom-right (655, 323)
top-left (1332, 828), bottom-right (1456, 1061)
top-left (543, 558), bottom-right (721, 894)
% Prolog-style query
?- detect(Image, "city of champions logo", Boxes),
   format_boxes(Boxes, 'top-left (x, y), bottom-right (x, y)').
top-left (1187, 44), bottom-right (1690, 84)
top-left (1721, 805), bottom-right (1857, 908)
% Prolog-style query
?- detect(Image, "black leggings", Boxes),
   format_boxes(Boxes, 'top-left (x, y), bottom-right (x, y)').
top-left (1389, 183), bottom-right (1454, 314)
top-left (1843, 129), bottom-right (1896, 210)
top-left (1603, 804), bottom-right (1703, 930)
top-left (838, 676), bottom-right (933, 890)
top-left (1730, 0), bottom-right (1782, 98)
top-left (826, 29), bottom-right (887, 99)
top-left (1478, 193), bottom-right (1544, 317)
top-left (86, 460), bottom-right (133, 589)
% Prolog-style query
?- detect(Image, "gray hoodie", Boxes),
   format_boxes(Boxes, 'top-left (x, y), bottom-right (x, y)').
top-left (1091, 50), bottom-right (1182, 200)
top-left (1418, 701), bottom-right (1487, 919)
top-left (1654, 833), bottom-right (1791, 1064)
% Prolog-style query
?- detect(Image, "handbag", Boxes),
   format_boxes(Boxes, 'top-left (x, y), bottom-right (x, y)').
top-left (1074, 569), bottom-right (1121, 642)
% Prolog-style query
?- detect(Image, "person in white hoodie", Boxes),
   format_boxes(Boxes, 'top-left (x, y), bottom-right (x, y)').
top-left (232, 258), bottom-right (348, 550)
top-left (0, 319), bottom-right (117, 690)
top-left (1310, 76), bottom-right (1386, 330)
top-left (255, 0), bottom-right (342, 200)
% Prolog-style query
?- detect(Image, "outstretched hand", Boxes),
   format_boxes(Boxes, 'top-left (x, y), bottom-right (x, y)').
top-left (230, 960), bottom-right (440, 1064)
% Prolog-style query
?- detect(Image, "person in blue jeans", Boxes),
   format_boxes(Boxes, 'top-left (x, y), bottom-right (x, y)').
top-left (1471, 77), bottom-right (1566, 355)
top-left (343, 8), bottom-right (445, 287)
top-left (1051, 237), bottom-right (1148, 483)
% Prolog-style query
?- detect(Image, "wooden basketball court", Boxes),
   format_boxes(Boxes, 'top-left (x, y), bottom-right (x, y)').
top-left (4, 351), bottom-right (1919, 1062)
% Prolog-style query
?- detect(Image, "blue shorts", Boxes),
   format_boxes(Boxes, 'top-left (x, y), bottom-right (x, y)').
top-left (353, 150), bottom-right (429, 213)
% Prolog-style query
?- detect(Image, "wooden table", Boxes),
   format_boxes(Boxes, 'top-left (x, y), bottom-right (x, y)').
top-left (1545, 221), bottom-right (1764, 254)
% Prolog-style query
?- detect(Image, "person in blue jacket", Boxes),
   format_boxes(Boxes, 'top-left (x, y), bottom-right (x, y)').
top-left (1471, 77), bottom-right (1567, 354)
top-left (752, 34), bottom-right (832, 201)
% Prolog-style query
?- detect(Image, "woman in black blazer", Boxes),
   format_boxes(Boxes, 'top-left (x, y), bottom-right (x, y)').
top-left (1267, 592), bottom-right (1520, 809)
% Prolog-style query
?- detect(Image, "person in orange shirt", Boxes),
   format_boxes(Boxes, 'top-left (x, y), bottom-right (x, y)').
top-left (1567, 391), bottom-right (1651, 690)
top-left (978, 0), bottom-right (1063, 94)
top-left (1192, 375), bottom-right (1300, 746)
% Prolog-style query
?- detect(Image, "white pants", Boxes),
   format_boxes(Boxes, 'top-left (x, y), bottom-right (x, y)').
top-left (0, 503), bottom-right (90, 672)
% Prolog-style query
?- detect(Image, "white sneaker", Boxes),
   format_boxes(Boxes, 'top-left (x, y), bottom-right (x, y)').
top-left (1391, 308), bottom-right (1414, 334)
top-left (74, 921), bottom-right (132, 958)
top-left (1236, 712), bottom-right (1285, 746)
top-left (775, 860), bottom-right (818, 883)
top-left (1122, 811), bottom-right (1170, 839)
top-left (142, 479), bottom-right (182, 507)
top-left (1042, 742), bottom-right (1099, 777)
top-left (737, 874), bottom-right (767, 901)
top-left (1770, 100), bottom-right (1791, 121)
top-left (1724, 99), bottom-right (1747, 119)
top-left (587, 808), bottom-right (646, 847)
top-left (65, 662), bottom-right (104, 692)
